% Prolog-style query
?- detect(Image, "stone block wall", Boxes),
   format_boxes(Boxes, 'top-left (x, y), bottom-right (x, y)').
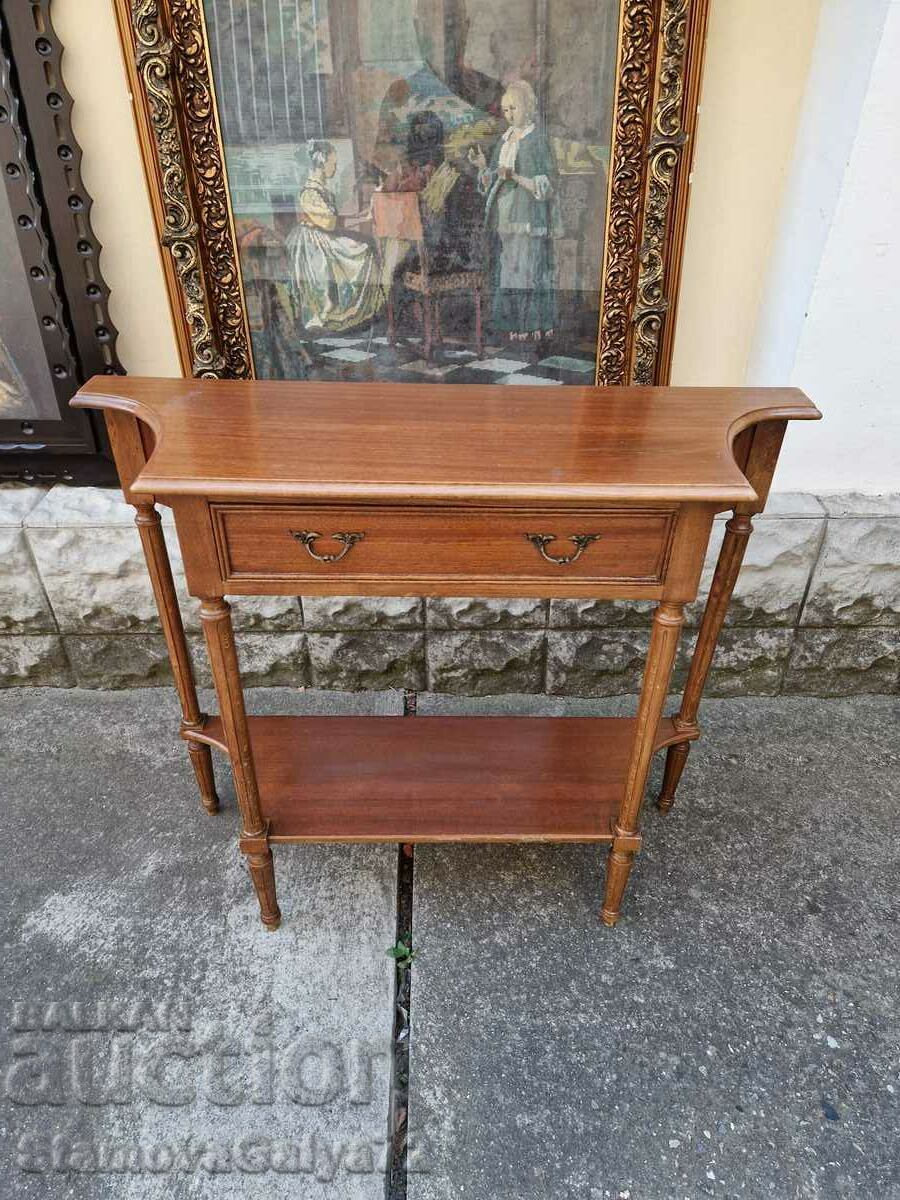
top-left (1, 484), bottom-right (898, 695)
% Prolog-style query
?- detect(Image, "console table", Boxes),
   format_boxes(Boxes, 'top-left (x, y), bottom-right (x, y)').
top-left (72, 379), bottom-right (819, 929)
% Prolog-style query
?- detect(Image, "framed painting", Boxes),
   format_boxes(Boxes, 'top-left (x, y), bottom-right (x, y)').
top-left (115, 0), bottom-right (709, 387)
top-left (0, 2), bottom-right (121, 483)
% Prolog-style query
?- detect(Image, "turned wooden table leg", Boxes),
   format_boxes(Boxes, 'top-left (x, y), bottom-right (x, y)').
top-left (602, 601), bottom-right (684, 926)
top-left (134, 502), bottom-right (220, 814)
top-left (200, 597), bottom-right (281, 930)
top-left (658, 738), bottom-right (691, 813)
top-left (657, 511), bottom-right (753, 813)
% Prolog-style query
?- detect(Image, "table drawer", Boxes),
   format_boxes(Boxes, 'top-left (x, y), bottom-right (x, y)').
top-left (210, 503), bottom-right (677, 588)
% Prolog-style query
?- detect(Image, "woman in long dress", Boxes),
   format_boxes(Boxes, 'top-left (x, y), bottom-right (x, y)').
top-left (286, 140), bottom-right (383, 333)
top-left (470, 81), bottom-right (558, 345)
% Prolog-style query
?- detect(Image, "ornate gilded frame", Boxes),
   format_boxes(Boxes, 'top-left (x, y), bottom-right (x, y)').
top-left (114, 0), bottom-right (709, 385)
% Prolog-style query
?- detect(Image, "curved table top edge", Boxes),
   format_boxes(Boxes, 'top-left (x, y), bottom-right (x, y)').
top-left (73, 377), bottom-right (821, 506)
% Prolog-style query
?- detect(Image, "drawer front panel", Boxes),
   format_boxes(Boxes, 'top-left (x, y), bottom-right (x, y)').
top-left (211, 504), bottom-right (677, 586)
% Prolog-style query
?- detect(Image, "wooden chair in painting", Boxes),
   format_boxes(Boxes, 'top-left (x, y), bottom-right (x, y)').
top-left (370, 190), bottom-right (484, 362)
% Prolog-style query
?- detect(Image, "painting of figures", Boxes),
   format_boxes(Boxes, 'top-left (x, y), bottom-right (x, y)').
top-left (0, 181), bottom-right (58, 419)
top-left (204, 0), bottom-right (620, 385)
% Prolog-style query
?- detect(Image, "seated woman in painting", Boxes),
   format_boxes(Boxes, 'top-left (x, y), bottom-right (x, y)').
top-left (469, 80), bottom-right (558, 346)
top-left (286, 140), bottom-right (383, 334)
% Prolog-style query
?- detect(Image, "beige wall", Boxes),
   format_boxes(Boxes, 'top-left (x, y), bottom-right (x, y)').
top-left (55, 0), bottom-right (182, 376)
top-left (55, 0), bottom-right (822, 388)
top-left (671, 0), bottom-right (822, 384)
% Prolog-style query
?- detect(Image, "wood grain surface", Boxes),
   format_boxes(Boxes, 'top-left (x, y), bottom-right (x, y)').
top-left (73, 377), bottom-right (820, 505)
top-left (212, 502), bottom-right (676, 586)
top-left (185, 714), bottom-right (697, 842)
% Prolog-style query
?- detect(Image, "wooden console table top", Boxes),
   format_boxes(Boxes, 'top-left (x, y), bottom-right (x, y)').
top-left (75, 377), bottom-right (817, 504)
top-left (73, 377), bottom-right (819, 931)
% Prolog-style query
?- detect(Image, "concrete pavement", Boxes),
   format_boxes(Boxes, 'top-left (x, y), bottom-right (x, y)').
top-left (1, 689), bottom-right (897, 1198)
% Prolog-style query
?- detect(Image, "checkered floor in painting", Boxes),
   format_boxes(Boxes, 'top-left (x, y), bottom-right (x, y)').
top-left (255, 328), bottom-right (599, 386)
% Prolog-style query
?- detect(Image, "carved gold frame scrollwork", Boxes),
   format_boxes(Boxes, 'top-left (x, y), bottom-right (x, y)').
top-left (114, 0), bottom-right (251, 378)
top-left (115, 0), bottom-right (709, 385)
top-left (630, 0), bottom-right (710, 384)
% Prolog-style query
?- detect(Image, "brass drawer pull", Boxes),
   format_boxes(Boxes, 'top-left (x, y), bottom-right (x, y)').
top-left (290, 529), bottom-right (365, 563)
top-left (525, 532), bottom-right (601, 565)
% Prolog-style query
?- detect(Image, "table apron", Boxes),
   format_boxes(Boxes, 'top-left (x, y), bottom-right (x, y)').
top-left (167, 498), bottom-right (715, 603)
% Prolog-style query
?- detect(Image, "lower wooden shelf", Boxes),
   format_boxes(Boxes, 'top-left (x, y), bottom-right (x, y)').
top-left (189, 715), bottom-right (694, 843)
top-left (192, 710), bottom-right (696, 844)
